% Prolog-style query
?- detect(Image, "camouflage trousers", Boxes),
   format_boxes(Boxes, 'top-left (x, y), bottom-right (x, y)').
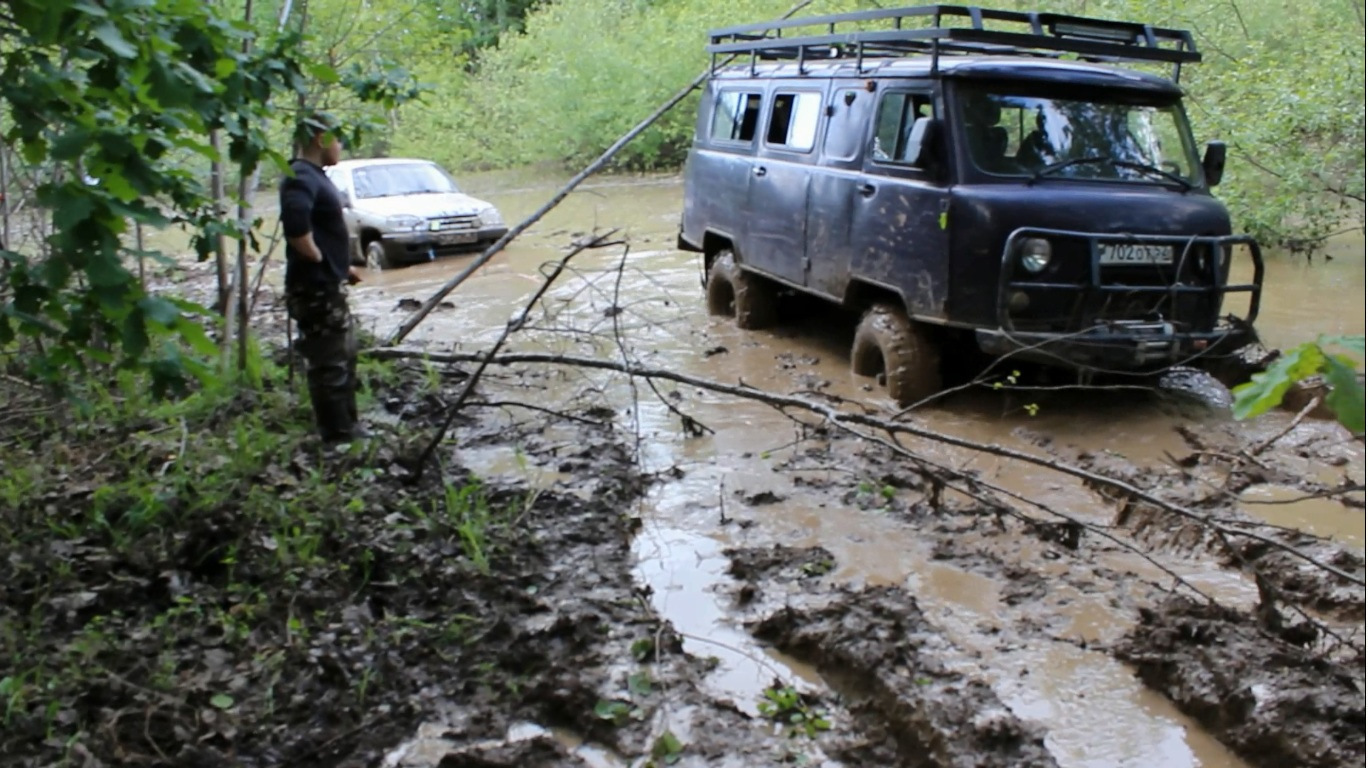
top-left (286, 283), bottom-right (359, 438)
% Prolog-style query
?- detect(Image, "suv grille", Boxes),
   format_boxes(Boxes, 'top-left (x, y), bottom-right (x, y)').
top-left (429, 214), bottom-right (479, 232)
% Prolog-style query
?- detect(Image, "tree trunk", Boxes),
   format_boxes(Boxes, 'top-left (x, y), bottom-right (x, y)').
top-left (209, 131), bottom-right (229, 314)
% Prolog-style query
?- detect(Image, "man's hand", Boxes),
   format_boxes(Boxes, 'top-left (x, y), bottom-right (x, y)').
top-left (286, 233), bottom-right (324, 264)
top-left (347, 266), bottom-right (363, 285)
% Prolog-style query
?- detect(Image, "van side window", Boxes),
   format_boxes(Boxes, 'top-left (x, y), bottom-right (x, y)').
top-left (823, 90), bottom-right (865, 161)
top-left (711, 91), bottom-right (761, 143)
top-left (766, 92), bottom-right (822, 152)
top-left (872, 92), bottom-right (933, 165)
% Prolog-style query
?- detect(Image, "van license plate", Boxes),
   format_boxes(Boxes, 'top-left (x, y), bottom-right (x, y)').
top-left (1099, 243), bottom-right (1172, 265)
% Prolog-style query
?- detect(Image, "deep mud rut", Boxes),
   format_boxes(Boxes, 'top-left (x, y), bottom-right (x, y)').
top-left (46, 170), bottom-right (1359, 767)
top-left (328, 170), bottom-right (1365, 767)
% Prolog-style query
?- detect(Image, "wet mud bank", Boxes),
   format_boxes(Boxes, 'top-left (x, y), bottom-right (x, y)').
top-left (727, 544), bottom-right (1057, 767)
top-left (1116, 597), bottom-right (1366, 768)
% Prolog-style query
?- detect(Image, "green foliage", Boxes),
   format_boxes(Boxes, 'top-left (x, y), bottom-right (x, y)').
top-left (0, 0), bottom-right (418, 395)
top-left (756, 684), bottom-right (832, 739)
top-left (1232, 334), bottom-right (1365, 434)
top-left (396, 0), bottom-right (1362, 247)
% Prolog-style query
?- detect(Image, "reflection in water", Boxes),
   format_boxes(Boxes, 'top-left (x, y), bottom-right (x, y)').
top-left (353, 170), bottom-right (1362, 768)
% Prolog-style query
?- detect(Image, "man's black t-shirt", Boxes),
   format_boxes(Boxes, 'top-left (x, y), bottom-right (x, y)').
top-left (280, 159), bottom-right (350, 290)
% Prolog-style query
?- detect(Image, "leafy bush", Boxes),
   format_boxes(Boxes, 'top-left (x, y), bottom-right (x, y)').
top-left (393, 0), bottom-right (1364, 248)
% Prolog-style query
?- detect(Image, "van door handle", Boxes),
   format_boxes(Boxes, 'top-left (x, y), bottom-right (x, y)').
top-left (753, 166), bottom-right (767, 178)
top-left (857, 182), bottom-right (876, 196)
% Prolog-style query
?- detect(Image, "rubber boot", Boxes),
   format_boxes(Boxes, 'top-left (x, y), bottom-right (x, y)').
top-left (311, 387), bottom-right (361, 443)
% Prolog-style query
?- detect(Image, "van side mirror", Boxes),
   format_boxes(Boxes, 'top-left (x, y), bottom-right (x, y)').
top-left (905, 117), bottom-right (943, 170)
top-left (1202, 141), bottom-right (1226, 187)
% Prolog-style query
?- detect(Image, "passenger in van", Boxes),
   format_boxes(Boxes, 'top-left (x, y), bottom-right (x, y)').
top-left (1015, 107), bottom-right (1056, 169)
top-left (963, 94), bottom-right (1014, 173)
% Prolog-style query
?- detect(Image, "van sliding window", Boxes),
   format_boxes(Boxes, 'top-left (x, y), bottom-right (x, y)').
top-left (766, 92), bottom-right (822, 152)
top-left (872, 92), bottom-right (933, 165)
top-left (711, 91), bottom-right (761, 143)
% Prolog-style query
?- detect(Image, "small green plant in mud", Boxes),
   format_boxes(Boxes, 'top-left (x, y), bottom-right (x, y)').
top-left (757, 684), bottom-right (832, 739)
top-left (855, 479), bottom-right (898, 512)
top-left (799, 558), bottom-right (835, 577)
top-left (439, 479), bottom-right (501, 574)
top-left (648, 730), bottom-right (686, 766)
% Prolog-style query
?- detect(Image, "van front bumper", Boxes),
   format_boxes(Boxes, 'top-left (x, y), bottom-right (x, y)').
top-left (974, 319), bottom-right (1258, 371)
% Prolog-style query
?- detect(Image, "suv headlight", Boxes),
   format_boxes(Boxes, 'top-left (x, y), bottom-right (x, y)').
top-left (1020, 238), bottom-right (1052, 273)
top-left (385, 214), bottom-right (423, 232)
top-left (478, 207), bottom-right (504, 227)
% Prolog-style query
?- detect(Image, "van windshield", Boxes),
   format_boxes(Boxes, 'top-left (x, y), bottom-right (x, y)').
top-left (956, 86), bottom-right (1201, 185)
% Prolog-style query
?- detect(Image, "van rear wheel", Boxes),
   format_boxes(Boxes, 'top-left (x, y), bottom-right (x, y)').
top-left (706, 250), bottom-right (777, 329)
top-left (851, 303), bottom-right (942, 407)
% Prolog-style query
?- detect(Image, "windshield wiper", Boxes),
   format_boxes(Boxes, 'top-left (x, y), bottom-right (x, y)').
top-left (1111, 160), bottom-right (1192, 191)
top-left (1030, 155), bottom-right (1191, 190)
top-left (1030, 155), bottom-right (1111, 183)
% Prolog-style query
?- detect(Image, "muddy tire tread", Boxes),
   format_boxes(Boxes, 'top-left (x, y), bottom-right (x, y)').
top-left (851, 303), bottom-right (942, 406)
top-left (706, 250), bottom-right (778, 330)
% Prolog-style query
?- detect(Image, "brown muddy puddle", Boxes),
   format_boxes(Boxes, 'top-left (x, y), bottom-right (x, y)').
top-left (349, 169), bottom-right (1365, 768)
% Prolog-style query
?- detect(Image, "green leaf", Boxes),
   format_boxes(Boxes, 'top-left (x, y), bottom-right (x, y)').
top-left (92, 22), bottom-right (138, 58)
top-left (628, 671), bottom-right (653, 697)
top-left (1322, 354), bottom-right (1365, 435)
top-left (138, 296), bottom-right (180, 327)
top-left (1232, 343), bottom-right (1324, 421)
top-left (593, 699), bottom-right (630, 724)
top-left (1318, 334), bottom-right (1366, 358)
top-left (210, 693), bottom-right (234, 710)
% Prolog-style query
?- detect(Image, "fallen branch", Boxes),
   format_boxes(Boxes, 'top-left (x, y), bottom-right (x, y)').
top-left (368, 347), bottom-right (1366, 587)
top-left (407, 231), bottom-right (621, 480)
top-left (1251, 394), bottom-right (1320, 456)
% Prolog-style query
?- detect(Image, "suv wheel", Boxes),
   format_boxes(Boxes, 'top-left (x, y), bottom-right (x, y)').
top-left (365, 240), bottom-right (392, 271)
top-left (851, 303), bottom-right (942, 407)
top-left (706, 250), bottom-right (777, 329)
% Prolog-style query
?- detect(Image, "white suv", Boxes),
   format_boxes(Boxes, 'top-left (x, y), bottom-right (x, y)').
top-left (325, 158), bottom-right (508, 270)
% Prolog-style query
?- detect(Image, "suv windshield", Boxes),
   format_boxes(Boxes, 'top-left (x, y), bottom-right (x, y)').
top-left (957, 86), bottom-right (1200, 185)
top-left (353, 163), bottom-right (460, 199)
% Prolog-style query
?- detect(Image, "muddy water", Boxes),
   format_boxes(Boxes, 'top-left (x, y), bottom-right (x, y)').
top-left (351, 169), bottom-right (1364, 767)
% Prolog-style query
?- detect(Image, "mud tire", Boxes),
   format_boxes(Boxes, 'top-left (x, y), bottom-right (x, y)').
top-left (706, 250), bottom-right (778, 330)
top-left (851, 303), bottom-right (942, 407)
top-left (365, 240), bottom-right (393, 271)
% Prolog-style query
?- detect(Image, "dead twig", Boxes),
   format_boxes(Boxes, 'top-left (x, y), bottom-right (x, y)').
top-left (408, 231), bottom-right (620, 480)
top-left (1251, 395), bottom-right (1321, 456)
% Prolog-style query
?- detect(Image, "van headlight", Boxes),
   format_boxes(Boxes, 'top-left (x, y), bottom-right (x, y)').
top-left (385, 214), bottom-right (423, 232)
top-left (1020, 238), bottom-right (1052, 273)
top-left (479, 207), bottom-right (504, 227)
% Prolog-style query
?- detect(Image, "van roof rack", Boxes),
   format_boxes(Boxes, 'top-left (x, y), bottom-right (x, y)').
top-left (708, 5), bottom-right (1200, 82)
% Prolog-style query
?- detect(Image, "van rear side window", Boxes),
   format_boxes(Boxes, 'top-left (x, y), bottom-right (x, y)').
top-left (711, 91), bottom-right (761, 143)
top-left (766, 92), bottom-right (822, 152)
top-left (872, 92), bottom-right (933, 165)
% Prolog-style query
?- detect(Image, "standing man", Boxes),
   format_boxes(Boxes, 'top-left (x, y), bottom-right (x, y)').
top-left (280, 114), bottom-right (367, 442)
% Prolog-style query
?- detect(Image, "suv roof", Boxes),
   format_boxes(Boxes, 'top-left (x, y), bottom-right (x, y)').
top-left (329, 158), bottom-right (438, 171)
top-left (711, 55), bottom-right (1183, 95)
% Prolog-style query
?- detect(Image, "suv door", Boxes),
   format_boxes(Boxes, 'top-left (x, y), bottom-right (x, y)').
top-left (683, 85), bottom-right (763, 256)
top-left (851, 87), bottom-right (950, 320)
top-left (807, 80), bottom-right (877, 300)
top-left (744, 87), bottom-right (826, 286)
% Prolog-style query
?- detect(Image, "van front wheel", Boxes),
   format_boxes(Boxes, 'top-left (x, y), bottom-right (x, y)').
top-left (851, 303), bottom-right (942, 407)
top-left (706, 250), bottom-right (777, 329)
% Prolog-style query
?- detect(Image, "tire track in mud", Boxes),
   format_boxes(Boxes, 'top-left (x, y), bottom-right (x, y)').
top-left (709, 414), bottom-right (1365, 768)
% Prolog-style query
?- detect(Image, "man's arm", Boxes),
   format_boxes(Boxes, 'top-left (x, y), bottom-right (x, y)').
top-left (287, 232), bottom-right (325, 263)
top-left (280, 175), bottom-right (321, 263)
